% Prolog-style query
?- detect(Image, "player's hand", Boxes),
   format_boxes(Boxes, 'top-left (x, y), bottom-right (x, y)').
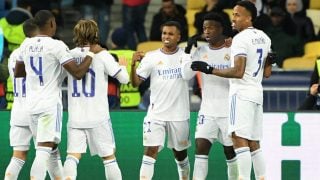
top-left (89, 44), bottom-right (104, 53)
top-left (224, 37), bottom-right (232, 47)
top-left (185, 34), bottom-right (202, 54)
top-left (118, 57), bottom-right (128, 66)
top-left (132, 51), bottom-right (145, 67)
top-left (266, 51), bottom-right (277, 65)
top-left (191, 61), bottom-right (213, 74)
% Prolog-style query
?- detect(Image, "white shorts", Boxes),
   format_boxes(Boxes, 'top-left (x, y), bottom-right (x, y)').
top-left (228, 95), bottom-right (263, 141)
top-left (30, 103), bottom-right (63, 144)
top-left (67, 119), bottom-right (115, 157)
top-left (9, 125), bottom-right (34, 151)
top-left (143, 117), bottom-right (191, 152)
top-left (195, 114), bottom-right (233, 146)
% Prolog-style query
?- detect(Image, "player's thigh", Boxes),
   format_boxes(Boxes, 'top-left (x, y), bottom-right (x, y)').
top-left (216, 117), bottom-right (233, 146)
top-left (195, 114), bottom-right (218, 144)
top-left (10, 125), bottom-right (33, 151)
top-left (36, 104), bottom-right (63, 143)
top-left (167, 120), bottom-right (191, 151)
top-left (143, 117), bottom-right (166, 148)
top-left (67, 127), bottom-right (87, 154)
top-left (229, 96), bottom-right (257, 140)
top-left (87, 120), bottom-right (116, 157)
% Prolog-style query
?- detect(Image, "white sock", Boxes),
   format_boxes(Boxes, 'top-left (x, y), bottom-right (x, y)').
top-left (235, 147), bottom-right (251, 180)
top-left (30, 147), bottom-right (51, 180)
top-left (4, 157), bottom-right (25, 180)
top-left (192, 155), bottom-right (208, 180)
top-left (103, 158), bottom-right (122, 180)
top-left (139, 155), bottom-right (156, 180)
top-left (226, 157), bottom-right (238, 180)
top-left (175, 156), bottom-right (190, 180)
top-left (251, 149), bottom-right (266, 180)
top-left (63, 155), bottom-right (79, 180)
top-left (48, 148), bottom-right (63, 180)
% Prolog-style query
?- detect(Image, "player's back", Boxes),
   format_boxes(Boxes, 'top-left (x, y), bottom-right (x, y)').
top-left (230, 27), bottom-right (271, 104)
top-left (19, 36), bottom-right (73, 114)
top-left (8, 48), bottom-right (30, 125)
top-left (67, 47), bottom-right (123, 128)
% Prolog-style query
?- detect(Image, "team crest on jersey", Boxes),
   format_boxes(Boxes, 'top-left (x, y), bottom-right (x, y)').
top-left (224, 54), bottom-right (230, 61)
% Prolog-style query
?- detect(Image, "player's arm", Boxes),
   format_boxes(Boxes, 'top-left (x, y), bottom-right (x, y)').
top-left (63, 44), bottom-right (103, 80)
top-left (14, 61), bottom-right (26, 77)
top-left (263, 52), bottom-right (276, 78)
top-left (115, 57), bottom-right (129, 84)
top-left (212, 55), bottom-right (246, 78)
top-left (131, 51), bottom-right (144, 87)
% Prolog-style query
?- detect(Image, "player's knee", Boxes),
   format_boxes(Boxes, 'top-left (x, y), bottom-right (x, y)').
top-left (102, 154), bottom-right (116, 161)
top-left (195, 138), bottom-right (211, 155)
top-left (13, 150), bottom-right (28, 160)
top-left (223, 146), bottom-right (236, 160)
top-left (144, 146), bottom-right (159, 159)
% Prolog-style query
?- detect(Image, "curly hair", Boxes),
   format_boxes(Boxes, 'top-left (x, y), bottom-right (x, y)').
top-left (73, 19), bottom-right (99, 46)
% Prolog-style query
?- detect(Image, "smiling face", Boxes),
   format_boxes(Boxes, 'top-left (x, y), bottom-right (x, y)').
top-left (232, 5), bottom-right (252, 32)
top-left (161, 25), bottom-right (181, 50)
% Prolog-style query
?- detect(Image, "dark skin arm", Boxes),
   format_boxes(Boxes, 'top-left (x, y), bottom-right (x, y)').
top-left (212, 55), bottom-right (246, 78)
top-left (263, 57), bottom-right (272, 78)
top-left (131, 51), bottom-right (145, 87)
top-left (63, 44), bottom-right (103, 80)
top-left (14, 61), bottom-right (26, 78)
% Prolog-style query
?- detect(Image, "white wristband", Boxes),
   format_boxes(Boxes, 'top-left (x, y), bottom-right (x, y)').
top-left (86, 51), bottom-right (95, 58)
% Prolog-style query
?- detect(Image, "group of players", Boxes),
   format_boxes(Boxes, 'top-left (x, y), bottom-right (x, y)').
top-left (4, 1), bottom-right (272, 180)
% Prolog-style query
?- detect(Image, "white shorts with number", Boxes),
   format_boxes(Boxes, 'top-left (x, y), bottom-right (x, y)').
top-left (195, 114), bottom-right (233, 146)
top-left (30, 103), bottom-right (63, 144)
top-left (10, 125), bottom-right (34, 151)
top-left (228, 95), bottom-right (263, 141)
top-left (67, 119), bottom-right (115, 157)
top-left (143, 117), bottom-right (191, 152)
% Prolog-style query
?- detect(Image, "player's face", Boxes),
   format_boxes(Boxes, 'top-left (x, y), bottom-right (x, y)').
top-left (232, 5), bottom-right (252, 32)
top-left (203, 20), bottom-right (223, 43)
top-left (161, 26), bottom-right (181, 48)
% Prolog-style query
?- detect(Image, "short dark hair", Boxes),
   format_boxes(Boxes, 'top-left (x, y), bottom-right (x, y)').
top-left (236, 1), bottom-right (257, 22)
top-left (204, 12), bottom-right (225, 27)
top-left (161, 20), bottom-right (181, 33)
top-left (34, 10), bottom-right (54, 28)
top-left (23, 18), bottom-right (38, 37)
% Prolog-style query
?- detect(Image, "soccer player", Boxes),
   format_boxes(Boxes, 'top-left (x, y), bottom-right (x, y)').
top-left (4, 18), bottom-right (62, 180)
top-left (63, 19), bottom-right (129, 180)
top-left (182, 12), bottom-right (238, 180)
top-left (14, 10), bottom-right (102, 180)
top-left (191, 1), bottom-right (272, 179)
top-left (131, 21), bottom-right (191, 180)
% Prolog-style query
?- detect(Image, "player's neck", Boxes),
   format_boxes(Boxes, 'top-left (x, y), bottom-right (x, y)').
top-left (209, 36), bottom-right (225, 49)
top-left (161, 46), bottom-right (178, 54)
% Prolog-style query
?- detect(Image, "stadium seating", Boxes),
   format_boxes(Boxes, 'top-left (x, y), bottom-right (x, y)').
top-left (309, 0), bottom-right (320, 9)
top-left (282, 57), bottom-right (316, 70)
top-left (136, 41), bottom-right (163, 52)
top-left (186, 0), bottom-right (205, 37)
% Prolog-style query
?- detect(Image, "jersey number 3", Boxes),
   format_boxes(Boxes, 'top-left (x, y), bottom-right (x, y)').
top-left (253, 48), bottom-right (263, 77)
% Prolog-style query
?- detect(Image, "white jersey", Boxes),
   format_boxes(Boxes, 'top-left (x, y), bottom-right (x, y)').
top-left (8, 48), bottom-right (30, 126)
top-left (18, 36), bottom-right (73, 114)
top-left (192, 45), bottom-right (231, 117)
top-left (230, 27), bottom-right (271, 104)
top-left (136, 48), bottom-right (190, 121)
top-left (67, 47), bottom-right (129, 128)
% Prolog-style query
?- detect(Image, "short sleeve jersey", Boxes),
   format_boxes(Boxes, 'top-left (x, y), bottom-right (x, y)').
top-left (136, 48), bottom-right (190, 121)
top-left (230, 27), bottom-right (271, 104)
top-left (18, 36), bottom-right (73, 114)
top-left (192, 45), bottom-right (231, 117)
top-left (67, 47), bottom-right (123, 128)
top-left (8, 47), bottom-right (29, 126)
